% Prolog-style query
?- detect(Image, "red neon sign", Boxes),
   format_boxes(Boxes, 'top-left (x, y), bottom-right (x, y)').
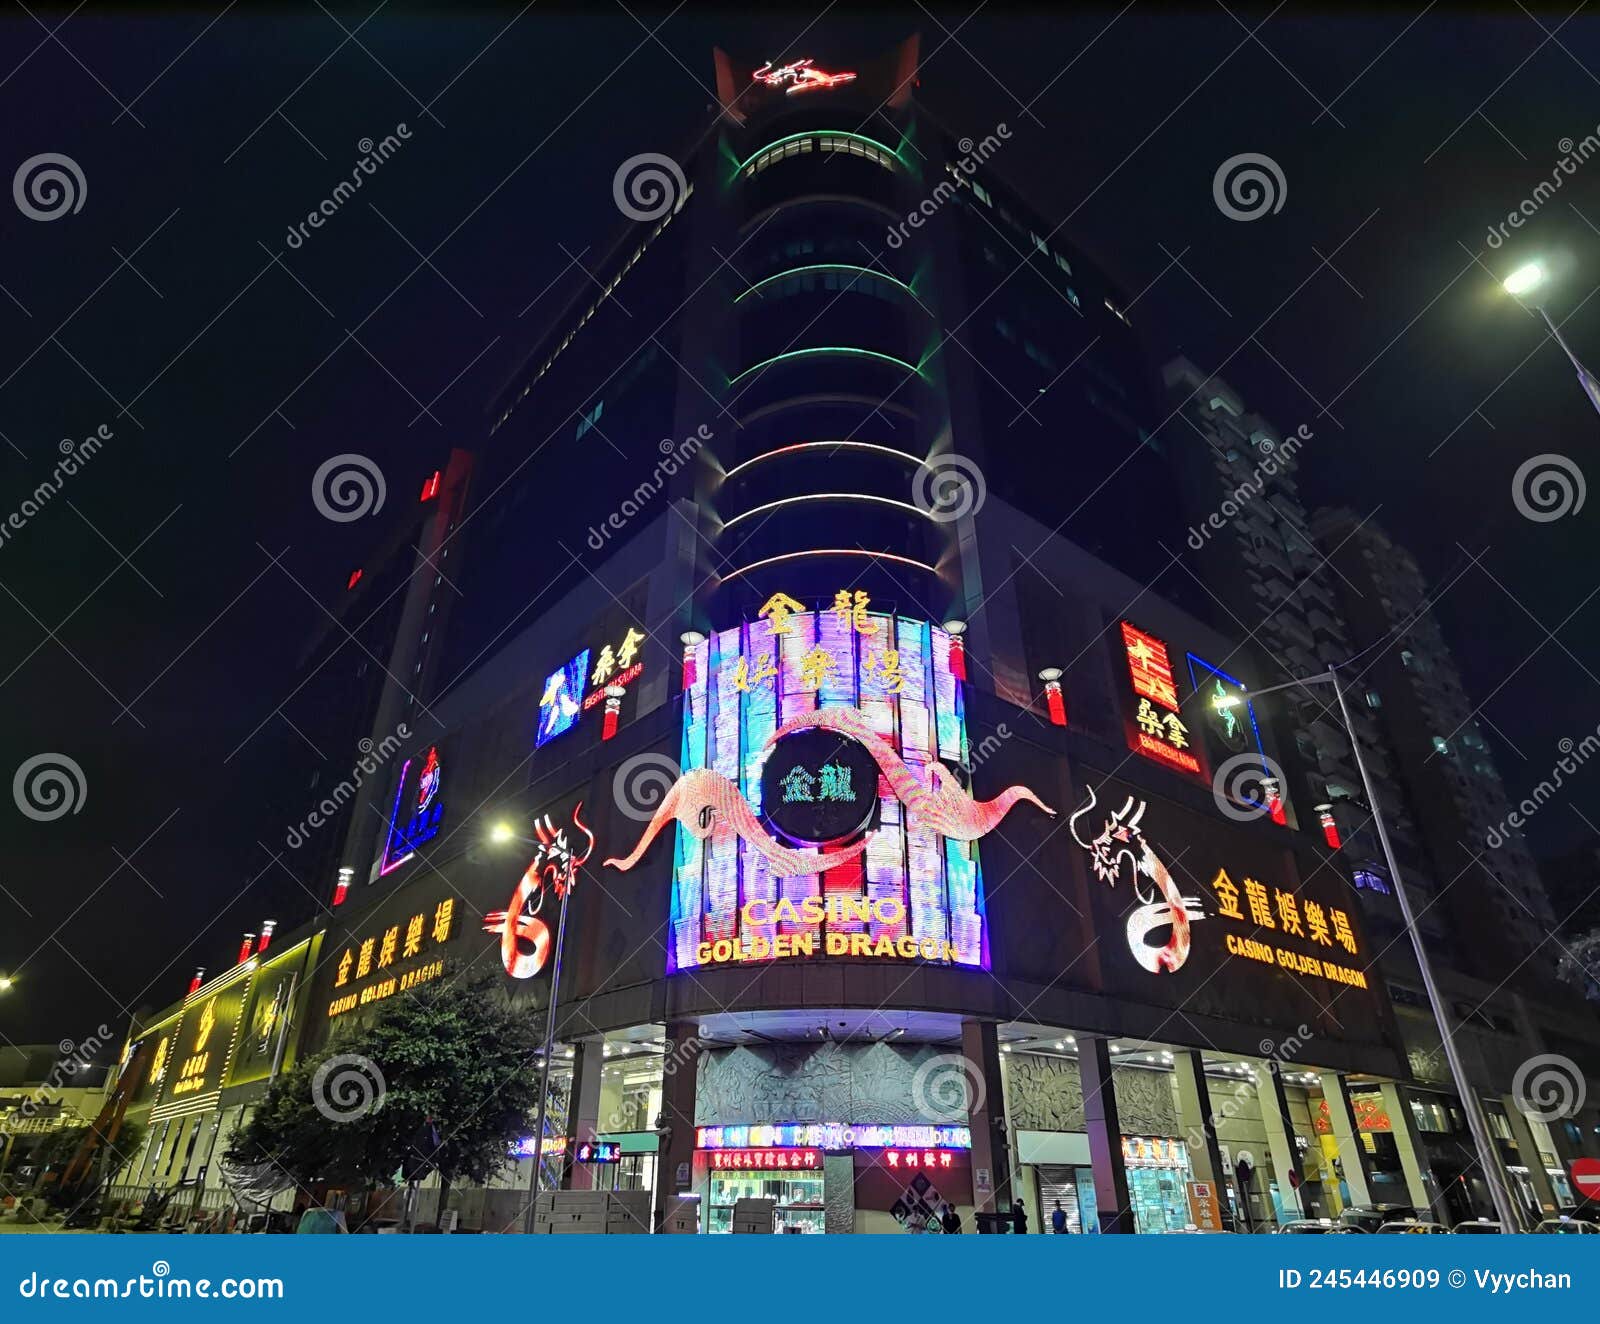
top-left (1121, 622), bottom-right (1201, 777)
top-left (752, 59), bottom-right (857, 96)
top-left (882, 1149), bottom-right (958, 1170)
top-left (419, 470), bottom-right (441, 502)
top-left (708, 1148), bottom-right (822, 1171)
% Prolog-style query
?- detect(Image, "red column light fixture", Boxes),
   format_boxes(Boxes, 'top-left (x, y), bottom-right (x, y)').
top-left (602, 684), bottom-right (626, 741)
top-left (188, 967), bottom-right (206, 996)
top-left (1039, 667), bottom-right (1067, 727)
top-left (237, 933), bottom-right (256, 965)
top-left (680, 630), bottom-right (705, 691)
top-left (1316, 803), bottom-right (1342, 850)
top-left (419, 470), bottom-right (441, 502)
top-left (1262, 777), bottom-right (1288, 827)
top-left (332, 866), bottom-right (353, 908)
top-left (943, 619), bottom-right (968, 681)
top-left (257, 920), bottom-right (277, 955)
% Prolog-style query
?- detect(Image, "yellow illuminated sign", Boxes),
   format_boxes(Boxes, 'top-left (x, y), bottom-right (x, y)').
top-left (1211, 868), bottom-right (1367, 989)
top-left (693, 896), bottom-right (964, 967)
top-left (328, 899), bottom-right (455, 1018)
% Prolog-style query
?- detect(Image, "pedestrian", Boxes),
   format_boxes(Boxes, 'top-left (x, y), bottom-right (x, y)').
top-left (1051, 1199), bottom-right (1069, 1234)
top-left (940, 1202), bottom-right (961, 1234)
top-left (1011, 1197), bottom-right (1028, 1235)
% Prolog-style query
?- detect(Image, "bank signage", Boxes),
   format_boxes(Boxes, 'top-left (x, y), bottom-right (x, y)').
top-left (604, 605), bottom-right (1053, 975)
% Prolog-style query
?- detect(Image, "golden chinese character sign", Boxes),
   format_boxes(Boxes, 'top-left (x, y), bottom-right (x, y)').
top-left (326, 895), bottom-right (456, 1018)
top-left (151, 970), bottom-right (250, 1119)
top-left (1068, 775), bottom-right (1376, 1024)
top-left (604, 603), bottom-right (1053, 973)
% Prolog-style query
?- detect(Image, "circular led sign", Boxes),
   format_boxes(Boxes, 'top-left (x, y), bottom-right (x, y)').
top-left (759, 726), bottom-right (879, 847)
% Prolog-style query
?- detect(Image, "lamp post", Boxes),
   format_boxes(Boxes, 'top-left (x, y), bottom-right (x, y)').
top-left (490, 820), bottom-right (576, 1235)
top-left (1220, 664), bottom-right (1525, 1231)
top-left (1502, 261), bottom-right (1600, 419)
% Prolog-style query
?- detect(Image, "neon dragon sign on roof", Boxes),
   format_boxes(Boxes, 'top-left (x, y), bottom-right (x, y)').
top-left (752, 59), bottom-right (857, 95)
top-left (605, 608), bottom-right (1051, 973)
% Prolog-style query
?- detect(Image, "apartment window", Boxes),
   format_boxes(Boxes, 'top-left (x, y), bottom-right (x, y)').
top-left (994, 317), bottom-right (1017, 343)
top-left (972, 181), bottom-right (992, 206)
top-left (1432, 736), bottom-right (1451, 756)
top-left (742, 133), bottom-right (900, 179)
top-left (575, 399), bottom-right (604, 441)
top-left (1054, 252), bottom-right (1073, 276)
top-left (1031, 231), bottom-right (1049, 255)
top-left (1365, 691), bottom-right (1382, 708)
top-left (1065, 286), bottom-right (1081, 309)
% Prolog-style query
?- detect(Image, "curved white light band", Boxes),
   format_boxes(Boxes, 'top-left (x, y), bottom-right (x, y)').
top-left (721, 440), bottom-right (925, 482)
top-left (721, 548), bottom-right (938, 582)
top-left (720, 492), bottom-right (934, 530)
top-left (734, 264), bottom-right (916, 304)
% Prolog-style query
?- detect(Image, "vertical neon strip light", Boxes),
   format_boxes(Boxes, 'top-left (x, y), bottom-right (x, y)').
top-left (378, 759), bottom-right (413, 875)
top-left (899, 618), bottom-right (942, 951)
top-left (670, 634), bottom-right (710, 973)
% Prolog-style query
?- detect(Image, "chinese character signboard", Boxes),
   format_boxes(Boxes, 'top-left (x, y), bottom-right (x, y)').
top-left (537, 650), bottom-right (589, 748)
top-left (1067, 773), bottom-right (1382, 1038)
top-left (1120, 621), bottom-right (1203, 778)
top-left (604, 600), bottom-right (1053, 974)
top-left (150, 971), bottom-right (250, 1121)
top-left (326, 896), bottom-right (457, 1019)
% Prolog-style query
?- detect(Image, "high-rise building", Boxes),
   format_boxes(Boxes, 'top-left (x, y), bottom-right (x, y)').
top-left (1310, 508), bottom-right (1560, 976)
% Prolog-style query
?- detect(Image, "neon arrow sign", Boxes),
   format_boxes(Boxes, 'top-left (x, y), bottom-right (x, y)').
top-left (752, 58), bottom-right (857, 96)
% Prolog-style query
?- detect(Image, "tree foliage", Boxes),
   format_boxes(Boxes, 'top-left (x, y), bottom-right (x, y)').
top-left (225, 968), bottom-right (542, 1196)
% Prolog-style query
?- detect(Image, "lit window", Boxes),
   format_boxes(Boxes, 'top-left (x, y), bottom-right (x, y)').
top-left (1365, 691), bottom-right (1381, 708)
top-left (1432, 736), bottom-right (1450, 755)
top-left (1054, 252), bottom-right (1072, 275)
top-left (972, 181), bottom-right (991, 206)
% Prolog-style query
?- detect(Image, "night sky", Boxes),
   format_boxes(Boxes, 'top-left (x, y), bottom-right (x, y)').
top-left (4, 3), bottom-right (1600, 1043)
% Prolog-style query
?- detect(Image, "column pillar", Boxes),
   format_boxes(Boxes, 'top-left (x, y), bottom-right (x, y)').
top-left (1172, 1050), bottom-right (1233, 1230)
top-left (651, 1022), bottom-right (704, 1233)
top-left (960, 1021), bottom-right (1011, 1218)
top-left (1378, 1080), bottom-right (1441, 1217)
top-left (562, 1036), bottom-right (607, 1190)
top-left (1501, 1094), bottom-right (1559, 1219)
top-left (1076, 1035), bottom-right (1133, 1233)
top-left (1318, 1072), bottom-right (1375, 1208)
top-left (1252, 1059), bottom-right (1304, 1223)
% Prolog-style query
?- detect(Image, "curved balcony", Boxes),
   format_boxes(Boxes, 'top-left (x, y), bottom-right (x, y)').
top-left (734, 130), bottom-right (908, 225)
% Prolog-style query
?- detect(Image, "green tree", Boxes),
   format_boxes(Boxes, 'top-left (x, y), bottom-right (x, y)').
top-left (226, 968), bottom-right (542, 1219)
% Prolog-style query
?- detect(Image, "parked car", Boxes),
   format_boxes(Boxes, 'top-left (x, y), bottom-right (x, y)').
top-left (1534, 1216), bottom-right (1600, 1234)
top-left (1279, 1218), bottom-right (1366, 1233)
top-left (1450, 1220), bottom-right (1503, 1234)
top-left (1339, 1203), bottom-right (1418, 1233)
top-left (1376, 1219), bottom-right (1450, 1234)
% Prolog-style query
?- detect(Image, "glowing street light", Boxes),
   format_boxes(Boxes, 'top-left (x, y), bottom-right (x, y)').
top-left (489, 820), bottom-right (516, 845)
top-left (1502, 261), bottom-right (1546, 298)
top-left (0, 976), bottom-right (13, 992)
top-left (1501, 258), bottom-right (1600, 419)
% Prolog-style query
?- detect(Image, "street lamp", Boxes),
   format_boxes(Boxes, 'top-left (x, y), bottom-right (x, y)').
top-left (0, 976), bottom-right (13, 992)
top-left (1502, 260), bottom-right (1600, 419)
top-left (1235, 663), bottom-right (1525, 1232)
top-left (488, 820), bottom-right (575, 1235)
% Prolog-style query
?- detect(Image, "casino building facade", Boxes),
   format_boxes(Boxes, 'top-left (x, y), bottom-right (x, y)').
top-left (106, 38), bottom-right (1600, 1233)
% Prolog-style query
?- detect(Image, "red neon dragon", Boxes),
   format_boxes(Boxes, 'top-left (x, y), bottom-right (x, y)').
top-left (1067, 786), bottom-right (1205, 974)
top-left (484, 804), bottom-right (594, 979)
top-left (752, 59), bottom-right (857, 95)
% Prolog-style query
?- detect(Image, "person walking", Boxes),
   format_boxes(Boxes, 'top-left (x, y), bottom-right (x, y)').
top-left (1011, 1197), bottom-right (1028, 1235)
